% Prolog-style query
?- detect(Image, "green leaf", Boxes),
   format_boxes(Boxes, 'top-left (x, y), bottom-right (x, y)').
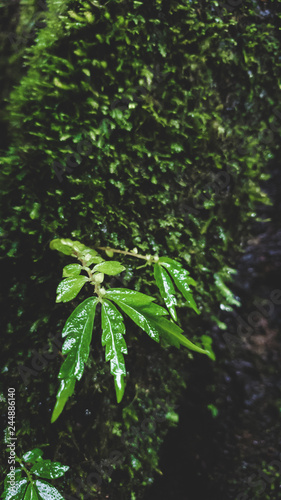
top-left (50, 239), bottom-right (103, 264)
top-left (158, 257), bottom-right (184, 269)
top-left (93, 261), bottom-right (126, 275)
top-left (137, 301), bottom-right (168, 317)
top-left (56, 276), bottom-right (89, 303)
top-left (85, 255), bottom-right (104, 265)
top-left (59, 298), bottom-right (98, 380)
top-left (102, 300), bottom-right (127, 403)
top-left (159, 257), bottom-right (197, 285)
top-left (51, 378), bottom-right (76, 424)
top-left (146, 315), bottom-right (213, 358)
top-left (23, 484), bottom-right (39, 500)
top-left (106, 289), bottom-right (155, 306)
top-left (34, 480), bottom-right (64, 500)
top-left (31, 460), bottom-right (69, 479)
top-left (200, 335), bottom-right (216, 361)
top-left (50, 238), bottom-right (88, 256)
top-left (22, 449), bottom-right (43, 464)
top-left (50, 239), bottom-right (76, 256)
top-left (142, 314), bottom-right (183, 348)
top-left (214, 273), bottom-right (240, 306)
top-left (62, 264), bottom-right (82, 277)
top-left (1, 479), bottom-right (28, 500)
top-left (105, 249), bottom-right (114, 258)
top-left (4, 469), bottom-right (23, 484)
top-left (159, 259), bottom-right (199, 314)
top-left (80, 249), bottom-right (104, 265)
top-left (154, 264), bottom-right (177, 321)
top-left (108, 298), bottom-right (168, 342)
top-left (72, 241), bottom-right (92, 253)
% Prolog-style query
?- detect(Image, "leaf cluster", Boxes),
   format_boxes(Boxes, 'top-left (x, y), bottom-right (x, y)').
top-left (50, 238), bottom-right (214, 422)
top-left (2, 449), bottom-right (69, 500)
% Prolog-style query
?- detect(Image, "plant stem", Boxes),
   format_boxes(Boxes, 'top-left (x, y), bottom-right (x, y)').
top-left (97, 247), bottom-right (152, 261)
top-left (81, 261), bottom-right (102, 298)
top-left (16, 456), bottom-right (34, 484)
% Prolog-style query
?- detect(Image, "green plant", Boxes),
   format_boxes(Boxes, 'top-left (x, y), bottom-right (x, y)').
top-left (50, 238), bottom-right (214, 423)
top-left (2, 1), bottom-right (279, 496)
top-left (2, 448), bottom-right (69, 500)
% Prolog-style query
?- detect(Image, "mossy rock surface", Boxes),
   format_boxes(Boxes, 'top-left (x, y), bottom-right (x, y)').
top-left (0, 0), bottom-right (280, 498)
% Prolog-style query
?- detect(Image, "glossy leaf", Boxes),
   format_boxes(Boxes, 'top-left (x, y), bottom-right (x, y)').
top-left (159, 257), bottom-right (197, 286)
top-left (2, 451), bottom-right (68, 500)
top-left (106, 289), bottom-right (155, 306)
top-left (159, 259), bottom-right (199, 314)
top-left (56, 276), bottom-right (89, 303)
top-left (154, 264), bottom-right (177, 321)
top-left (93, 261), bottom-right (125, 275)
top-left (4, 469), bottom-right (23, 484)
top-left (50, 238), bottom-right (103, 265)
top-left (136, 302), bottom-right (169, 317)
top-left (1, 479), bottom-right (28, 500)
top-left (50, 239), bottom-right (76, 256)
top-left (61, 297), bottom-right (98, 340)
top-left (147, 315), bottom-right (213, 358)
top-left (102, 300), bottom-right (127, 402)
top-left (62, 264), bottom-right (82, 278)
top-left (34, 480), bottom-right (64, 500)
top-left (31, 460), bottom-right (69, 479)
top-left (108, 298), bottom-right (168, 342)
top-left (80, 249), bottom-right (104, 265)
top-left (52, 298), bottom-right (98, 422)
top-left (51, 377), bottom-right (76, 423)
top-left (151, 316), bottom-right (183, 348)
top-left (70, 241), bottom-right (89, 254)
top-left (158, 257), bottom-right (184, 269)
top-left (22, 449), bottom-right (43, 464)
top-left (59, 298), bottom-right (98, 380)
top-left (50, 238), bottom-right (87, 256)
top-left (23, 484), bottom-right (39, 500)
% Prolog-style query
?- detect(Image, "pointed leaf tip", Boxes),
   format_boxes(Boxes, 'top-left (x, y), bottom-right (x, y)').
top-left (51, 378), bottom-right (76, 423)
top-left (115, 373), bottom-right (125, 403)
top-left (159, 259), bottom-right (199, 314)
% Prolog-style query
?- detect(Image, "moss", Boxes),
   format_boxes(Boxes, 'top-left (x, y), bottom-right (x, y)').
top-left (0, 0), bottom-right (280, 498)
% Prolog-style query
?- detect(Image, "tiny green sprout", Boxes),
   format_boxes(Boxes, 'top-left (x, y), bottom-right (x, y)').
top-left (94, 272), bottom-right (104, 283)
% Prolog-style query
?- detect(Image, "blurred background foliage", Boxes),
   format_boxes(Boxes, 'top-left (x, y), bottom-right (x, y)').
top-left (0, 0), bottom-right (280, 498)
